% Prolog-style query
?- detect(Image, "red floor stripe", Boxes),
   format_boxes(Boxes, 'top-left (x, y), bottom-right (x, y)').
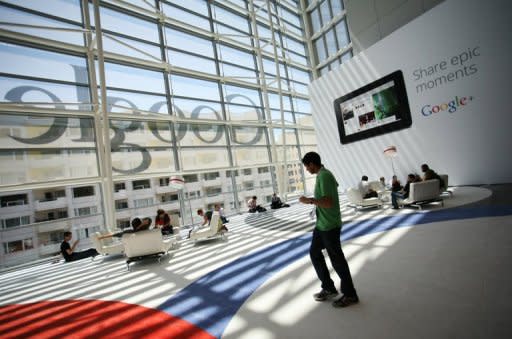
top-left (0, 300), bottom-right (215, 339)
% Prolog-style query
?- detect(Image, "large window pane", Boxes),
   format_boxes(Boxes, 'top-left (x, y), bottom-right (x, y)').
top-left (103, 62), bottom-right (165, 94)
top-left (1, 0), bottom-right (82, 23)
top-left (106, 90), bottom-right (169, 116)
top-left (0, 115), bottom-right (97, 185)
top-left (325, 27), bottom-right (337, 57)
top-left (168, 50), bottom-right (217, 74)
top-left (335, 19), bottom-right (350, 48)
top-left (319, 0), bottom-right (332, 26)
top-left (231, 126), bottom-right (266, 146)
top-left (108, 119), bottom-right (174, 175)
top-left (165, 27), bottom-right (214, 58)
top-left (225, 104), bottom-right (263, 122)
top-left (93, 5), bottom-right (159, 43)
top-left (172, 98), bottom-right (223, 120)
top-left (179, 148), bottom-right (230, 171)
top-left (0, 42), bottom-right (88, 84)
top-left (213, 6), bottom-right (249, 33)
top-left (314, 37), bottom-right (327, 63)
top-left (162, 3), bottom-right (210, 31)
top-left (176, 123), bottom-right (227, 146)
top-left (218, 44), bottom-right (255, 69)
top-left (171, 75), bottom-right (221, 102)
top-left (168, 0), bottom-right (209, 16)
top-left (0, 5), bottom-right (84, 45)
top-left (232, 146), bottom-right (269, 166)
top-left (223, 85), bottom-right (261, 107)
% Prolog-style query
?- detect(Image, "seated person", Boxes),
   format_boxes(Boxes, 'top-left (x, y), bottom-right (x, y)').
top-left (189, 208), bottom-right (228, 238)
top-left (391, 174), bottom-right (419, 209)
top-left (391, 175), bottom-right (402, 192)
top-left (214, 204), bottom-right (229, 224)
top-left (97, 217), bottom-right (151, 240)
top-left (155, 209), bottom-right (173, 235)
top-left (247, 196), bottom-right (266, 213)
top-left (61, 231), bottom-right (99, 262)
top-left (270, 193), bottom-right (290, 209)
top-left (421, 163), bottom-right (446, 190)
top-left (379, 176), bottom-right (388, 190)
top-left (358, 175), bottom-right (378, 199)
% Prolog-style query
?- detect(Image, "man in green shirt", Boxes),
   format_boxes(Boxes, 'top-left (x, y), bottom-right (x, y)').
top-left (299, 152), bottom-right (359, 308)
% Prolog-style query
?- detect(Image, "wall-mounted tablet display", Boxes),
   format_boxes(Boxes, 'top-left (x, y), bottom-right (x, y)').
top-left (333, 70), bottom-right (412, 144)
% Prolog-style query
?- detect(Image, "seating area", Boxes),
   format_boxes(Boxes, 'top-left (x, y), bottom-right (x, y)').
top-left (347, 175), bottom-right (451, 211)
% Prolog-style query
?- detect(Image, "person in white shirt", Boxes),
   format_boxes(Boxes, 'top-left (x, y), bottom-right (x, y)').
top-left (358, 175), bottom-right (378, 199)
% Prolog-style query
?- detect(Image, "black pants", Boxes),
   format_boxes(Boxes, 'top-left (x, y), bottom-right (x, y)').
top-left (68, 248), bottom-right (98, 262)
top-left (310, 227), bottom-right (357, 297)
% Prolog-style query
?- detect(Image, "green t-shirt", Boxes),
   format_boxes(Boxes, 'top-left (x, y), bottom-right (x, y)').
top-left (314, 167), bottom-right (342, 231)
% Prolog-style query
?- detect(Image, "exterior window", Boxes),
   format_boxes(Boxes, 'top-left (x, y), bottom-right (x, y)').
top-left (183, 174), bottom-right (199, 183)
top-left (74, 206), bottom-right (97, 216)
top-left (115, 200), bottom-right (129, 210)
top-left (134, 198), bottom-right (153, 208)
top-left (3, 238), bottom-right (33, 253)
top-left (114, 183), bottom-right (126, 192)
top-left (203, 172), bottom-right (220, 180)
top-left (117, 219), bottom-right (131, 229)
top-left (73, 186), bottom-right (95, 198)
top-left (159, 178), bottom-right (170, 186)
top-left (161, 194), bottom-right (178, 202)
top-left (243, 168), bottom-right (252, 175)
top-left (132, 179), bottom-right (151, 190)
top-left (3, 216), bottom-right (30, 228)
top-left (205, 187), bottom-right (222, 196)
top-left (1, 194), bottom-right (28, 207)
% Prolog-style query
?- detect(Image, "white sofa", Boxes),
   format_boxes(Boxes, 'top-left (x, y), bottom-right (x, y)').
top-left (346, 183), bottom-right (383, 211)
top-left (122, 229), bottom-right (176, 271)
top-left (398, 179), bottom-right (444, 209)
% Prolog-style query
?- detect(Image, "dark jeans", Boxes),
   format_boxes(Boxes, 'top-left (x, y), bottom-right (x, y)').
top-left (310, 227), bottom-right (357, 297)
top-left (391, 191), bottom-right (406, 208)
top-left (67, 248), bottom-right (98, 262)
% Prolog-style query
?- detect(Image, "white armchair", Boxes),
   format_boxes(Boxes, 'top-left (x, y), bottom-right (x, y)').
top-left (92, 232), bottom-right (124, 257)
top-left (122, 229), bottom-right (176, 271)
top-left (346, 187), bottom-right (383, 211)
top-left (189, 211), bottom-right (227, 243)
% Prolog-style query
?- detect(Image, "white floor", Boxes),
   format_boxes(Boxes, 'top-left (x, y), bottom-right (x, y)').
top-left (1, 185), bottom-right (511, 339)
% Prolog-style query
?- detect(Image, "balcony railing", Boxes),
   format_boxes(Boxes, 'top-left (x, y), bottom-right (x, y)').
top-left (34, 197), bottom-right (67, 211)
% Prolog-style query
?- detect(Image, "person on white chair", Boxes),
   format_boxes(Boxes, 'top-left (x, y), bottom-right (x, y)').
top-left (358, 175), bottom-right (378, 199)
top-left (188, 208), bottom-right (228, 238)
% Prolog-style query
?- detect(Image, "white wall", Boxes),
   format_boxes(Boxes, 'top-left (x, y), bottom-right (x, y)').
top-left (309, 0), bottom-right (512, 189)
top-left (346, 0), bottom-right (445, 54)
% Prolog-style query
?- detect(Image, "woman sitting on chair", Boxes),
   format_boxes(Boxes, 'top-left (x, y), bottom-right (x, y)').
top-left (155, 209), bottom-right (173, 235)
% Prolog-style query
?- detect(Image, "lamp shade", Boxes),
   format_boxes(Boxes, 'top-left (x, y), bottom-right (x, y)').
top-left (169, 175), bottom-right (185, 190)
top-left (383, 146), bottom-right (397, 157)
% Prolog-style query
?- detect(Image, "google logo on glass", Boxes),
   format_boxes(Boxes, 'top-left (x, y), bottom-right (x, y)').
top-left (421, 95), bottom-right (474, 116)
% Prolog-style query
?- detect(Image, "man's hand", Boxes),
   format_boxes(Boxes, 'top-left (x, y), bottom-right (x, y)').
top-left (299, 196), bottom-right (310, 204)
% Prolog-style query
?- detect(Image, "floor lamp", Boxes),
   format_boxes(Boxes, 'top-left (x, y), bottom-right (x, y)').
top-left (169, 175), bottom-right (194, 227)
top-left (383, 146), bottom-right (398, 176)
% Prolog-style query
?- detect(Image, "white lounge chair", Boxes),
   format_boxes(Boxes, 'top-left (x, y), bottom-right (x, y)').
top-left (189, 211), bottom-right (227, 243)
top-left (346, 187), bottom-right (383, 211)
top-left (122, 229), bottom-right (176, 271)
top-left (92, 232), bottom-right (124, 257)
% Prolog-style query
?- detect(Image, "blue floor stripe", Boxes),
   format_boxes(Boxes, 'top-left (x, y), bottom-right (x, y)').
top-left (158, 205), bottom-right (512, 338)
